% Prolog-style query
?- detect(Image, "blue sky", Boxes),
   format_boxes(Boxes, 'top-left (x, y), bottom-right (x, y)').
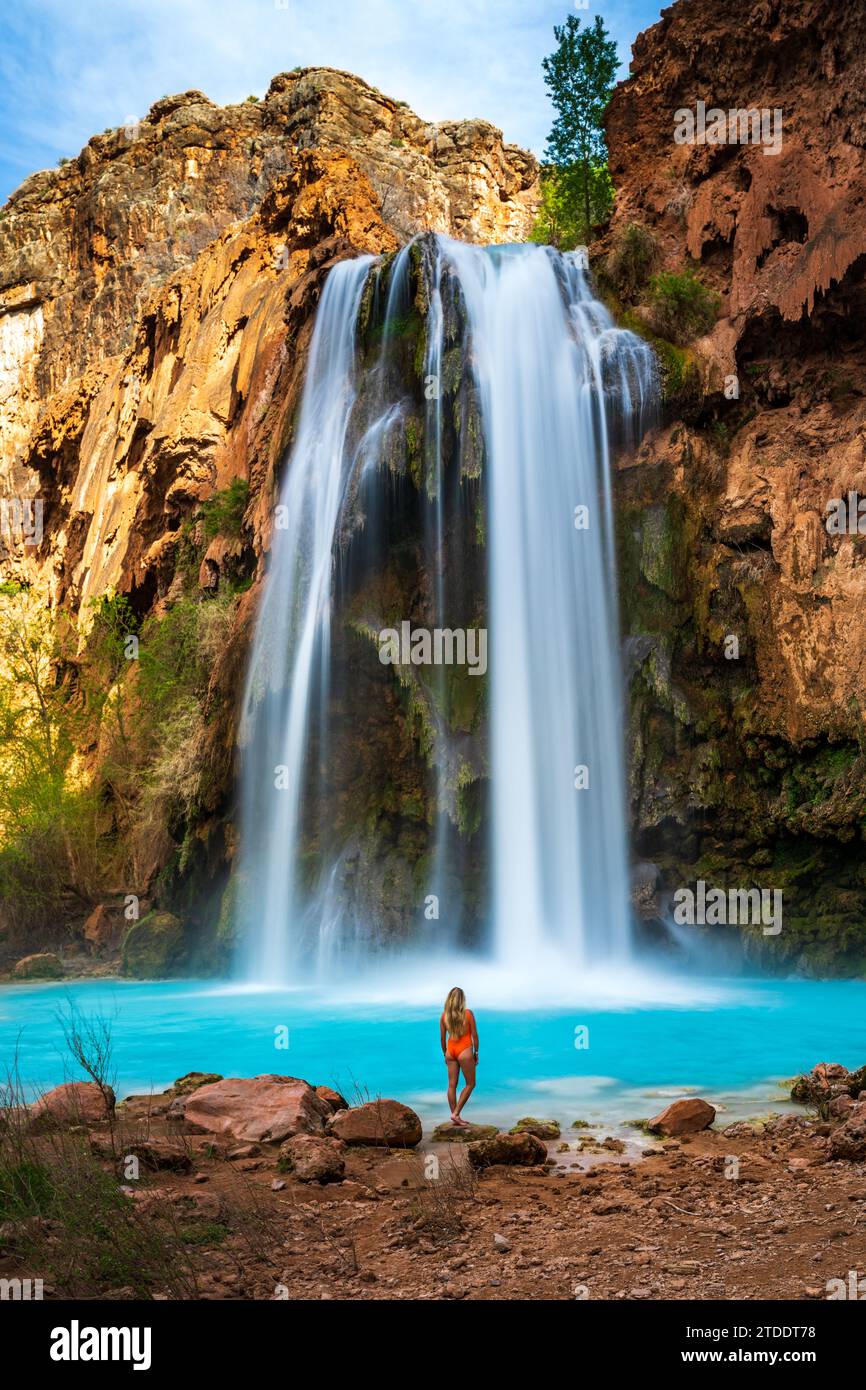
top-left (0, 0), bottom-right (665, 206)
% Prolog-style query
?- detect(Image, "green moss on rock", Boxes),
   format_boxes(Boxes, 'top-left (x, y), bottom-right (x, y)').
top-left (122, 911), bottom-right (186, 979)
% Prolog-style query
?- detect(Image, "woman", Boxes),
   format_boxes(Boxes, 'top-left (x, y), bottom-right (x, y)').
top-left (440, 986), bottom-right (479, 1126)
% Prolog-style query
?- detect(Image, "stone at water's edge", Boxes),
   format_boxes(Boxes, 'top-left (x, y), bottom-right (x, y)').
top-left (177, 1075), bottom-right (332, 1144)
top-left (327, 1099), bottom-right (422, 1148)
top-left (510, 1116), bottom-right (561, 1140)
top-left (790, 1061), bottom-right (866, 1107)
top-left (172, 1071), bottom-right (224, 1095)
top-left (28, 1081), bottom-right (115, 1132)
top-left (121, 911), bottom-right (186, 979)
top-left (11, 952), bottom-right (64, 980)
top-left (432, 1122), bottom-right (499, 1143)
top-left (316, 1085), bottom-right (349, 1112)
top-left (648, 1098), bottom-right (716, 1137)
top-left (279, 1134), bottom-right (346, 1182)
top-left (467, 1132), bottom-right (547, 1169)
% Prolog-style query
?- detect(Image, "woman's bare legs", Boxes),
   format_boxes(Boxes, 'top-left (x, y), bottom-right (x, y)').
top-left (446, 1055), bottom-right (459, 1117)
top-left (452, 1047), bottom-right (476, 1122)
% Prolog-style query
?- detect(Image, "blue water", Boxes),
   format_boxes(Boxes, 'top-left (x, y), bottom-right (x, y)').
top-left (1, 973), bottom-right (863, 1131)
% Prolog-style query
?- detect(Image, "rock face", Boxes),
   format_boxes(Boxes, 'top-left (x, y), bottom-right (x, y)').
top-left (648, 1098), bottom-right (716, 1137)
top-left (0, 70), bottom-right (537, 966)
top-left (279, 1133), bottom-right (346, 1182)
top-left (29, 1080), bottom-right (115, 1131)
top-left (82, 905), bottom-right (120, 953)
top-left (0, 67), bottom-right (536, 518)
top-left (178, 1075), bottom-right (332, 1143)
top-left (466, 1131), bottom-right (548, 1168)
top-left (327, 1099), bottom-right (422, 1148)
top-left (602, 0), bottom-right (866, 972)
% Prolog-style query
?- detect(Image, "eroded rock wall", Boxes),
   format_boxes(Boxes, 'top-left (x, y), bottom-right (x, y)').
top-left (605, 0), bottom-right (866, 971)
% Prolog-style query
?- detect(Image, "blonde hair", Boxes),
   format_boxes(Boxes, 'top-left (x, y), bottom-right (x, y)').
top-left (444, 987), bottom-right (467, 1037)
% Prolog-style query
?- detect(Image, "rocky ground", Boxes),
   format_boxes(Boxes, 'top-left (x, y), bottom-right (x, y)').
top-left (2, 1063), bottom-right (864, 1302)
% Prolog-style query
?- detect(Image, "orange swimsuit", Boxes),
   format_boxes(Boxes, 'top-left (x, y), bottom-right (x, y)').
top-left (446, 1009), bottom-right (474, 1059)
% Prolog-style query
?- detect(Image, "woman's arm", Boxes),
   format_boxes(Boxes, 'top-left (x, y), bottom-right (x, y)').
top-left (439, 1012), bottom-right (447, 1056)
top-left (469, 1010), bottom-right (479, 1059)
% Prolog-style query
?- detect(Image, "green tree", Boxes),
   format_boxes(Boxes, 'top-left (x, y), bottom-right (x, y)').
top-left (541, 14), bottom-right (619, 244)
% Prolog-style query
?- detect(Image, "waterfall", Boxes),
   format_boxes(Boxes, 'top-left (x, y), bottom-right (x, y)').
top-left (238, 255), bottom-right (375, 983)
top-left (237, 235), bottom-right (656, 985)
top-left (441, 241), bottom-right (655, 967)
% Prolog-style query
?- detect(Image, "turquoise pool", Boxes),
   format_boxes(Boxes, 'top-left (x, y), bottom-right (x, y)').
top-left (1, 968), bottom-right (863, 1130)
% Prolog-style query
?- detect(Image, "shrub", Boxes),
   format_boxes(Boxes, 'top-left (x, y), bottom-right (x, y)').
top-left (195, 478), bottom-right (249, 543)
top-left (648, 268), bottom-right (720, 344)
top-left (606, 222), bottom-right (659, 301)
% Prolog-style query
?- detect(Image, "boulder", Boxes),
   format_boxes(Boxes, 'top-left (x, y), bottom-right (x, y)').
top-left (279, 1134), bottom-right (346, 1182)
top-left (327, 1099), bottom-right (422, 1148)
top-left (648, 1098), bottom-right (715, 1137)
top-left (121, 911), bottom-right (185, 978)
top-left (316, 1085), bottom-right (349, 1112)
top-left (790, 1062), bottom-right (851, 1107)
top-left (828, 1102), bottom-right (866, 1161)
top-left (29, 1081), bottom-right (115, 1131)
top-left (178, 1075), bottom-right (331, 1143)
top-left (510, 1116), bottom-right (561, 1139)
top-left (82, 904), bottom-right (119, 952)
top-left (433, 1121), bottom-right (499, 1143)
top-left (11, 953), bottom-right (64, 981)
top-left (116, 1140), bottom-right (192, 1173)
top-left (466, 1131), bottom-right (547, 1169)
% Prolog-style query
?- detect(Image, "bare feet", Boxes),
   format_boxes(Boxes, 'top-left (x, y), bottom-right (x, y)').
top-left (451, 1115), bottom-right (470, 1127)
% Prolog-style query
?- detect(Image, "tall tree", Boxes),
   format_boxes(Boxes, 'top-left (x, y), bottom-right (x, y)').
top-left (542, 14), bottom-right (619, 243)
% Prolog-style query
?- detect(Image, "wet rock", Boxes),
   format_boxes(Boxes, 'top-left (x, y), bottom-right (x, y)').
top-left (510, 1117), bottom-right (561, 1140)
top-left (327, 1100), bottom-right (422, 1148)
top-left (121, 911), bottom-right (185, 979)
top-left (648, 1098), bottom-right (715, 1137)
top-left (791, 1062), bottom-right (851, 1107)
top-left (466, 1132), bottom-right (547, 1169)
top-left (432, 1121), bottom-right (499, 1143)
top-left (279, 1134), bottom-right (346, 1182)
top-left (179, 1075), bottom-right (332, 1143)
top-left (11, 953), bottom-right (64, 981)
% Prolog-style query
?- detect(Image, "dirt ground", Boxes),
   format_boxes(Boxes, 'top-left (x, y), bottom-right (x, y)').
top-left (6, 1092), bottom-right (862, 1302)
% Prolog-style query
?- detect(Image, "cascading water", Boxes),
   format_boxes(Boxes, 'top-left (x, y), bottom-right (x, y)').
top-left (238, 256), bottom-right (375, 984)
top-left (237, 235), bottom-right (656, 985)
top-left (443, 241), bottom-right (655, 967)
